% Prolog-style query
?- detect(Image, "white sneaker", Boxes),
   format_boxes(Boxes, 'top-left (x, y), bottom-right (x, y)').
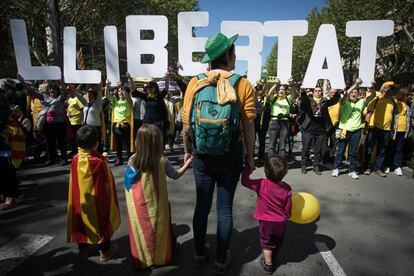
top-left (348, 171), bottom-right (359, 179)
top-left (332, 169), bottom-right (339, 177)
top-left (384, 167), bottom-right (390, 174)
top-left (394, 167), bottom-right (403, 176)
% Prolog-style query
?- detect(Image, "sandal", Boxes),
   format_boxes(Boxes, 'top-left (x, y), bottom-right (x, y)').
top-left (214, 250), bottom-right (231, 275)
top-left (193, 243), bottom-right (210, 268)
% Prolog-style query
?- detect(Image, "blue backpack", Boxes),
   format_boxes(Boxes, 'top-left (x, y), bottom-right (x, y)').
top-left (190, 73), bottom-right (241, 155)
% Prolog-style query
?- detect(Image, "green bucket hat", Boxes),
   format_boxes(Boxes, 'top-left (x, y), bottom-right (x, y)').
top-left (200, 33), bottom-right (238, 64)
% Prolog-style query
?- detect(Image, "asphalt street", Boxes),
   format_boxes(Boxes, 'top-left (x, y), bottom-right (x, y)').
top-left (1, 138), bottom-right (413, 276)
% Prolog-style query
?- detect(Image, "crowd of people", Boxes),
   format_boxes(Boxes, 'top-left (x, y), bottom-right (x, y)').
top-left (0, 31), bottom-right (412, 275)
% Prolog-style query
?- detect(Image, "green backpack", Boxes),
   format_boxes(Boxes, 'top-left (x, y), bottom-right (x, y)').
top-left (190, 73), bottom-right (241, 155)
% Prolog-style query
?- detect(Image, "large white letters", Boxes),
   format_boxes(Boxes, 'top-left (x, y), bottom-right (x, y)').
top-left (104, 26), bottom-right (120, 84)
top-left (264, 20), bottom-right (308, 84)
top-left (178, 12), bottom-right (209, 75)
top-left (221, 21), bottom-right (264, 83)
top-left (10, 19), bottom-right (61, 80)
top-left (302, 24), bottom-right (345, 89)
top-left (346, 20), bottom-right (394, 86)
top-left (126, 15), bottom-right (168, 78)
top-left (63, 27), bottom-right (101, 83)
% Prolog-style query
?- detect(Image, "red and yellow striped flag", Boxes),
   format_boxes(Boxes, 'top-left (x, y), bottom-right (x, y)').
top-left (124, 157), bottom-right (173, 269)
top-left (67, 148), bottom-right (120, 244)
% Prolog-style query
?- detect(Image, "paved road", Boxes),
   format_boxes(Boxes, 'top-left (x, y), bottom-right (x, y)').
top-left (1, 141), bottom-right (413, 276)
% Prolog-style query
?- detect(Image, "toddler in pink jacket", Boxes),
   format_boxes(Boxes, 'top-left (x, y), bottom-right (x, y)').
top-left (242, 155), bottom-right (292, 274)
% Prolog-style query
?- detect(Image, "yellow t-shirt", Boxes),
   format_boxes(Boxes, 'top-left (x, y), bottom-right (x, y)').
top-left (367, 97), bottom-right (395, 131)
top-left (328, 101), bottom-right (340, 126)
top-left (67, 96), bottom-right (84, 125)
top-left (396, 101), bottom-right (408, 132)
top-left (181, 71), bottom-right (256, 127)
top-left (30, 98), bottom-right (43, 130)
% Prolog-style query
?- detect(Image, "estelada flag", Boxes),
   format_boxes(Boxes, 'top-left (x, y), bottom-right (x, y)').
top-left (67, 148), bottom-right (120, 244)
top-left (4, 117), bottom-right (26, 169)
top-left (124, 156), bottom-right (173, 269)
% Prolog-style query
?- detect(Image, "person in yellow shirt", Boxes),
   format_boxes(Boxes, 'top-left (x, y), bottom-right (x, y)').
top-left (364, 81), bottom-right (399, 177)
top-left (181, 33), bottom-right (255, 275)
top-left (384, 88), bottom-right (412, 176)
top-left (322, 88), bottom-right (341, 163)
top-left (67, 85), bottom-right (84, 156)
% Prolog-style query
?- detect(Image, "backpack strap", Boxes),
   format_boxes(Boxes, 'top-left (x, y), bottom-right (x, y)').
top-left (197, 73), bottom-right (207, 80)
top-left (226, 73), bottom-right (241, 87)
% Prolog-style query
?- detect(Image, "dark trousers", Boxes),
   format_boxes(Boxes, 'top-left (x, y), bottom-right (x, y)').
top-left (384, 132), bottom-right (406, 169)
top-left (112, 123), bottom-right (131, 163)
top-left (133, 119), bottom-right (143, 141)
top-left (333, 129), bottom-right (362, 172)
top-left (322, 127), bottom-right (338, 162)
top-left (192, 142), bottom-right (243, 263)
top-left (268, 120), bottom-right (289, 158)
top-left (0, 157), bottom-right (20, 198)
top-left (365, 127), bottom-right (391, 171)
top-left (255, 117), bottom-right (268, 160)
top-left (70, 124), bottom-right (81, 155)
top-left (44, 122), bottom-right (67, 162)
top-left (301, 131), bottom-right (325, 167)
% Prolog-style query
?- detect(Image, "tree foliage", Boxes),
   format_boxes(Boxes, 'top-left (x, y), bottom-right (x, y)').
top-left (266, 0), bottom-right (414, 85)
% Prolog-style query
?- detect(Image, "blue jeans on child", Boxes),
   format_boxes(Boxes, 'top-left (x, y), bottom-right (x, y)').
top-left (192, 141), bottom-right (243, 263)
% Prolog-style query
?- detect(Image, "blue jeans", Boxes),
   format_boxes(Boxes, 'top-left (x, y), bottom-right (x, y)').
top-left (192, 141), bottom-right (243, 262)
top-left (333, 129), bottom-right (361, 172)
top-left (365, 127), bottom-right (391, 171)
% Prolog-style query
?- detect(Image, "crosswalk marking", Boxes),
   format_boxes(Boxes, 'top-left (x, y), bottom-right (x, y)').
top-left (315, 241), bottom-right (347, 276)
top-left (0, 234), bottom-right (53, 276)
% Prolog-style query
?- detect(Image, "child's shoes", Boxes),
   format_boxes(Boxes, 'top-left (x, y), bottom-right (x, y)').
top-left (100, 242), bottom-right (119, 262)
top-left (214, 250), bottom-right (231, 275)
top-left (260, 256), bottom-right (274, 274)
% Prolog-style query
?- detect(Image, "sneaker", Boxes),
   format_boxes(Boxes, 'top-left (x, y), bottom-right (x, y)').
top-left (214, 251), bottom-right (231, 275)
top-left (99, 242), bottom-right (119, 262)
top-left (394, 167), bottom-right (403, 176)
top-left (364, 169), bottom-right (372, 175)
top-left (193, 243), bottom-right (211, 268)
top-left (0, 194), bottom-right (23, 210)
top-left (374, 170), bottom-right (387, 177)
top-left (348, 171), bottom-right (359, 179)
top-left (313, 166), bottom-right (321, 175)
top-left (260, 256), bottom-right (274, 274)
top-left (384, 167), bottom-right (390, 174)
top-left (332, 169), bottom-right (339, 177)
top-left (114, 159), bottom-right (123, 167)
top-left (102, 151), bottom-right (108, 157)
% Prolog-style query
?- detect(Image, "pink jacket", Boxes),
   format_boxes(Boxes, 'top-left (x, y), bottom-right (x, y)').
top-left (241, 167), bottom-right (292, 222)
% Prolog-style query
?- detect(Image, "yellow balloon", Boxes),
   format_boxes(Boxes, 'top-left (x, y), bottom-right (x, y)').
top-left (289, 192), bottom-right (320, 224)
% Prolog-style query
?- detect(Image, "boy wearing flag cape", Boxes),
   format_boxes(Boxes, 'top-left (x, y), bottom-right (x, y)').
top-left (67, 125), bottom-right (121, 261)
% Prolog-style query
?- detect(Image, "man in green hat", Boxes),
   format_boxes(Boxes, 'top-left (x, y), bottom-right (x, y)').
top-left (181, 32), bottom-right (256, 275)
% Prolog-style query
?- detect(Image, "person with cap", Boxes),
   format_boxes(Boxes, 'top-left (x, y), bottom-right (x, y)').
top-left (181, 33), bottom-right (255, 275)
top-left (105, 78), bottom-right (134, 166)
top-left (364, 81), bottom-right (399, 177)
top-left (133, 73), bottom-right (169, 135)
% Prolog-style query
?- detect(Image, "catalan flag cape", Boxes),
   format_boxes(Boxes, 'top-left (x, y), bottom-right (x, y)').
top-left (6, 117), bottom-right (26, 169)
top-left (124, 156), bottom-right (173, 269)
top-left (67, 148), bottom-right (120, 244)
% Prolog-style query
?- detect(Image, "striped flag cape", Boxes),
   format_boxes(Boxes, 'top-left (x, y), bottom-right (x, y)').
top-left (124, 156), bottom-right (173, 269)
top-left (67, 148), bottom-right (120, 244)
top-left (6, 117), bottom-right (26, 169)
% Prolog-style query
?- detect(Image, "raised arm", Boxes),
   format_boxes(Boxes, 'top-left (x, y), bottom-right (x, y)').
top-left (126, 72), bottom-right (136, 93)
top-left (17, 73), bottom-right (44, 101)
top-left (73, 90), bottom-right (88, 106)
top-left (105, 79), bottom-right (115, 103)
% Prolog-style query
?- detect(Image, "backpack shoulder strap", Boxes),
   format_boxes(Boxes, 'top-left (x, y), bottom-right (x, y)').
top-left (197, 73), bottom-right (207, 80)
top-left (226, 73), bottom-right (241, 87)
